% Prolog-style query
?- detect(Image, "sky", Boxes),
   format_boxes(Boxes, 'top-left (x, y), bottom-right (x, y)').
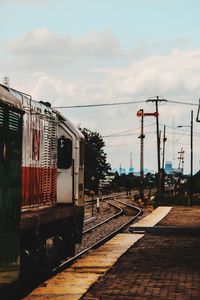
top-left (1, 0), bottom-right (200, 174)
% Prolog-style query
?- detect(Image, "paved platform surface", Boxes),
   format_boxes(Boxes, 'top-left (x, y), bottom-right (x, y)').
top-left (24, 207), bottom-right (170, 300)
top-left (82, 206), bottom-right (200, 300)
top-left (24, 235), bottom-right (144, 300)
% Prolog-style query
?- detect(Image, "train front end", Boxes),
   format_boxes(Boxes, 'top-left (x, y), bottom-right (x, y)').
top-left (0, 85), bottom-right (24, 292)
top-left (0, 84), bottom-right (85, 297)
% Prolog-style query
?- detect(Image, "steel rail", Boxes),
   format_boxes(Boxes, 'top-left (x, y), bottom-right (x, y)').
top-left (20, 198), bottom-right (142, 299)
top-left (51, 204), bottom-right (142, 276)
top-left (19, 196), bottom-right (142, 299)
top-left (83, 201), bottom-right (123, 234)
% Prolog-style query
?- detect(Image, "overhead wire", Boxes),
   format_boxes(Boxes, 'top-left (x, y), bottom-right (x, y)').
top-left (53, 97), bottom-right (200, 170)
top-left (102, 122), bottom-right (156, 138)
top-left (53, 98), bottom-right (199, 109)
top-left (106, 137), bottom-right (157, 147)
top-left (53, 100), bottom-right (146, 109)
top-left (167, 100), bottom-right (198, 106)
top-left (104, 130), bottom-right (157, 138)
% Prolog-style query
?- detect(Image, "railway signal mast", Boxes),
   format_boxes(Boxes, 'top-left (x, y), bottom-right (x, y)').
top-left (137, 109), bottom-right (159, 200)
top-left (146, 96), bottom-right (167, 203)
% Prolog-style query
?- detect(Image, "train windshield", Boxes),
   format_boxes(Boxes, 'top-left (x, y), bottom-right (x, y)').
top-left (57, 137), bottom-right (72, 169)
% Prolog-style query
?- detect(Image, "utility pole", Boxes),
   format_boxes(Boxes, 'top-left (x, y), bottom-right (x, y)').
top-left (177, 110), bottom-right (193, 206)
top-left (162, 125), bottom-right (167, 193)
top-left (190, 110), bottom-right (193, 207)
top-left (146, 96), bottom-right (167, 202)
top-left (162, 125), bottom-right (167, 170)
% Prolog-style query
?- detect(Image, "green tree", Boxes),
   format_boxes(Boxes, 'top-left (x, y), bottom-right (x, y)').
top-left (80, 128), bottom-right (111, 192)
top-left (111, 173), bottom-right (138, 194)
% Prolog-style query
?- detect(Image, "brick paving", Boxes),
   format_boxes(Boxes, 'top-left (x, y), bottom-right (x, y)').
top-left (157, 206), bottom-right (200, 227)
top-left (81, 207), bottom-right (200, 300)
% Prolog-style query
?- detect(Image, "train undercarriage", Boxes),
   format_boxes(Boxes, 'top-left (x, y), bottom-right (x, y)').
top-left (20, 205), bottom-right (84, 269)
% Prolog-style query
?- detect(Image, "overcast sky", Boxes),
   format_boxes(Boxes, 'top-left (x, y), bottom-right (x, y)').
top-left (1, 0), bottom-right (200, 174)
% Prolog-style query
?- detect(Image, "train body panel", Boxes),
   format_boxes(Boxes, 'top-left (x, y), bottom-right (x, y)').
top-left (0, 84), bottom-right (85, 294)
top-left (21, 97), bottom-right (57, 208)
top-left (22, 166), bottom-right (57, 207)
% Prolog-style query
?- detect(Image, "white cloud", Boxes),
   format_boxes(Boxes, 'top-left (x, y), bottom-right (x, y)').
top-left (95, 49), bottom-right (200, 99)
top-left (3, 39), bottom-right (200, 172)
top-left (7, 28), bottom-right (122, 69)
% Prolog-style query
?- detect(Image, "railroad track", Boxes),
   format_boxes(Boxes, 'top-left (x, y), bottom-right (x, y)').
top-left (20, 195), bottom-right (142, 299)
top-left (51, 196), bottom-right (142, 274)
top-left (83, 193), bottom-right (123, 220)
top-left (83, 201), bottom-right (123, 234)
top-left (83, 197), bottom-right (141, 234)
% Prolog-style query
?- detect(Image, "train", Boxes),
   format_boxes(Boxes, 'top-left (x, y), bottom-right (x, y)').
top-left (0, 84), bottom-right (85, 291)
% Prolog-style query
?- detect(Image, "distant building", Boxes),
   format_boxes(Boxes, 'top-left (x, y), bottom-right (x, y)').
top-left (165, 161), bottom-right (173, 174)
top-left (128, 152), bottom-right (134, 174)
top-left (119, 167), bottom-right (126, 175)
top-left (165, 161), bottom-right (183, 174)
top-left (128, 167), bottom-right (134, 174)
top-left (111, 167), bottom-right (155, 176)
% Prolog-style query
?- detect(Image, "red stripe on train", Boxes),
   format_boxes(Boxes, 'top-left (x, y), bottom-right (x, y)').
top-left (22, 166), bottom-right (57, 208)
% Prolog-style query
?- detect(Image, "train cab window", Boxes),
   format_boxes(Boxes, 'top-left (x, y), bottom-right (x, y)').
top-left (57, 137), bottom-right (72, 169)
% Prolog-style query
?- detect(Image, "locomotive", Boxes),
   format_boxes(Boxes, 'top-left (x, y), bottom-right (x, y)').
top-left (0, 84), bottom-right (84, 290)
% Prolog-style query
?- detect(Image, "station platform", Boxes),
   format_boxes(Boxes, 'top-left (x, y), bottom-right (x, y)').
top-left (24, 206), bottom-right (200, 300)
top-left (82, 206), bottom-right (200, 300)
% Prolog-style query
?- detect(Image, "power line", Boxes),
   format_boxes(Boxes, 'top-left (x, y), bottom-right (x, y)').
top-left (103, 126), bottom-right (200, 139)
top-left (167, 100), bottom-right (198, 106)
top-left (102, 122), bottom-right (156, 138)
top-left (53, 100), bottom-right (146, 109)
top-left (164, 130), bottom-right (200, 137)
top-left (103, 130), bottom-right (157, 138)
top-left (53, 98), bottom-right (199, 109)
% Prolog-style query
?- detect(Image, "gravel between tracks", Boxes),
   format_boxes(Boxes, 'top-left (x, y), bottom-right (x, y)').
top-left (83, 200), bottom-right (118, 231)
top-left (75, 196), bottom-right (149, 254)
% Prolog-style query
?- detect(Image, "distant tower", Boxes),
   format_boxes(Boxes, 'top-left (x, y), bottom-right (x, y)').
top-left (177, 148), bottom-right (185, 174)
top-left (3, 76), bottom-right (10, 87)
top-left (119, 164), bottom-right (122, 175)
top-left (128, 152), bottom-right (134, 174)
